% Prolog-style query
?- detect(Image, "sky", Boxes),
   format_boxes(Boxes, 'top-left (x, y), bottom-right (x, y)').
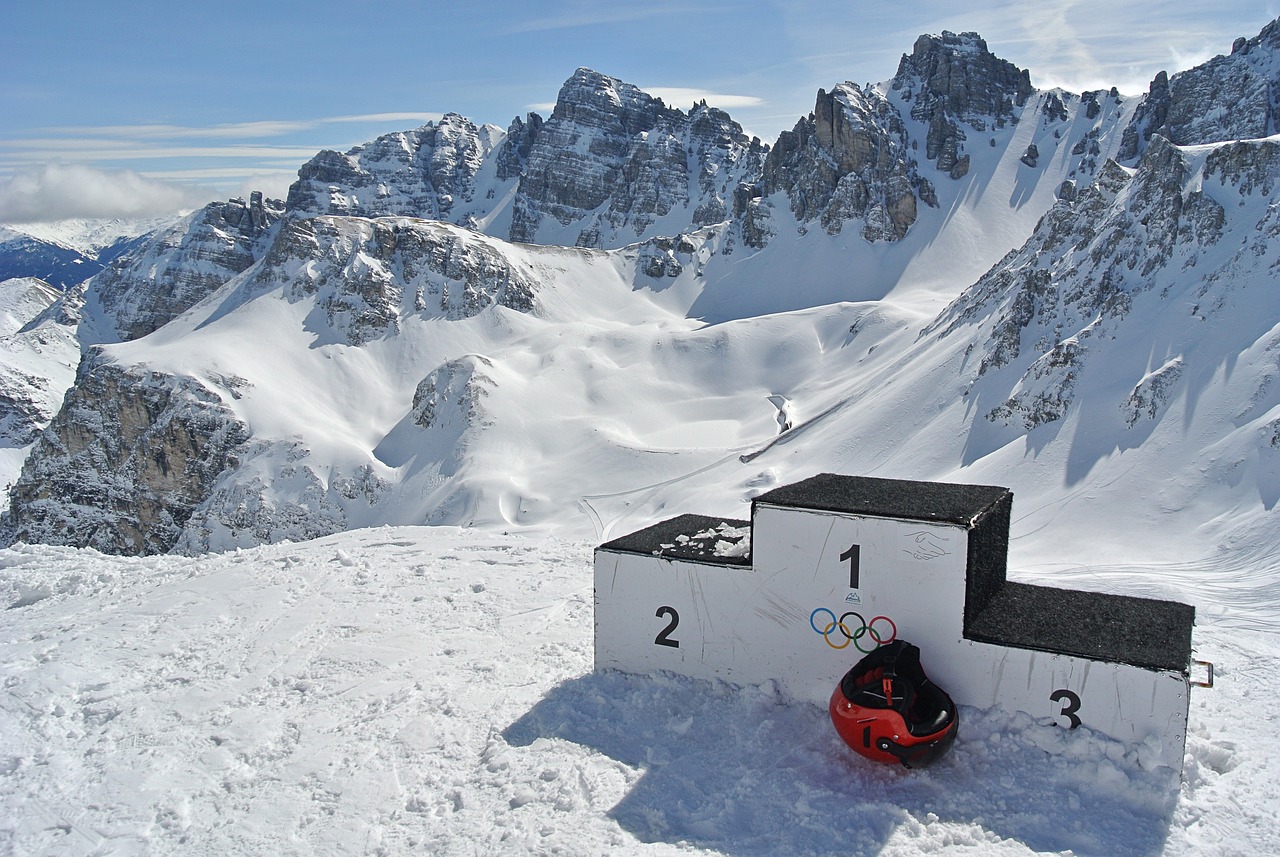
top-left (2, 0), bottom-right (1278, 224)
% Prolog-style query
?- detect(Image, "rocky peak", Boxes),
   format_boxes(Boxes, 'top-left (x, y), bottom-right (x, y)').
top-left (549, 67), bottom-right (679, 136)
top-left (84, 194), bottom-right (283, 345)
top-left (285, 113), bottom-right (504, 221)
top-left (509, 68), bottom-right (765, 247)
top-left (1118, 16), bottom-right (1280, 162)
top-left (893, 31), bottom-right (1033, 124)
top-left (495, 112), bottom-right (545, 181)
top-left (757, 82), bottom-right (930, 244)
top-left (892, 31), bottom-right (1033, 177)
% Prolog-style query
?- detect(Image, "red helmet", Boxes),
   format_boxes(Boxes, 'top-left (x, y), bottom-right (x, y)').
top-left (829, 640), bottom-right (958, 768)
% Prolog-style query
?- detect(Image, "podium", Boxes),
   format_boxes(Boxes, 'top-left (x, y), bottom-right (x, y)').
top-left (594, 473), bottom-right (1197, 770)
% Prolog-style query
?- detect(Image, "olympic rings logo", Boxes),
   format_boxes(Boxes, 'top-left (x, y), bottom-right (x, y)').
top-left (809, 608), bottom-right (896, 653)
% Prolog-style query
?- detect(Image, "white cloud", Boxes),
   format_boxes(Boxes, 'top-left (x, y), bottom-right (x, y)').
top-left (0, 163), bottom-right (210, 223)
top-left (643, 88), bottom-right (764, 110)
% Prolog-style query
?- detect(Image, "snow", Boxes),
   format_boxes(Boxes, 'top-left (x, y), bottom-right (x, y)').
top-left (2, 217), bottom-right (182, 257)
top-left (2, 526), bottom-right (1276, 856)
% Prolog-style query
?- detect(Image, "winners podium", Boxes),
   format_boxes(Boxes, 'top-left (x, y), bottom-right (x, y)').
top-left (594, 473), bottom-right (1197, 770)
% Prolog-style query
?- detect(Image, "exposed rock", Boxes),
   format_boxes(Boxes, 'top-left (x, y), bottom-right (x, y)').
top-left (7, 356), bottom-right (250, 555)
top-left (509, 69), bottom-right (766, 247)
top-left (1123, 357), bottom-right (1185, 426)
top-left (1118, 17), bottom-right (1280, 162)
top-left (1021, 144), bottom-right (1040, 167)
top-left (892, 31), bottom-right (1034, 176)
top-left (286, 114), bottom-right (505, 221)
top-left (371, 355), bottom-right (498, 478)
top-left (250, 217), bottom-right (538, 345)
top-left (1041, 92), bottom-right (1069, 122)
top-left (175, 448), bottom-right (386, 554)
top-left (496, 113), bottom-right (545, 182)
top-left (84, 195), bottom-right (283, 344)
top-left (761, 83), bottom-right (926, 242)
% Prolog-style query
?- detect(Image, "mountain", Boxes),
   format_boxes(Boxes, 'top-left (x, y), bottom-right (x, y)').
top-left (0, 277), bottom-right (80, 495)
top-left (0, 217), bottom-right (177, 289)
top-left (286, 68), bottom-right (768, 251)
top-left (0, 227), bottom-right (100, 289)
top-left (5, 19), bottom-right (1280, 573)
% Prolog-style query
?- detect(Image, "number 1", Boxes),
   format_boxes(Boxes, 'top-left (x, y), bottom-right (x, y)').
top-left (841, 544), bottom-right (860, 589)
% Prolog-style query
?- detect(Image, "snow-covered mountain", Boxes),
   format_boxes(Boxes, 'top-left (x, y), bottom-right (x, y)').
top-left (0, 277), bottom-right (80, 496)
top-left (5, 21), bottom-right (1280, 580)
top-left (285, 68), bottom-right (768, 251)
top-left (0, 217), bottom-right (177, 289)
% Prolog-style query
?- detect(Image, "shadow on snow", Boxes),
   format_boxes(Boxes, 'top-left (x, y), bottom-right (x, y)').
top-left (505, 669), bottom-right (1177, 857)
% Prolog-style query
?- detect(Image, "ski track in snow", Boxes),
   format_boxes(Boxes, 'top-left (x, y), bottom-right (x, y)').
top-left (1, 527), bottom-right (1275, 856)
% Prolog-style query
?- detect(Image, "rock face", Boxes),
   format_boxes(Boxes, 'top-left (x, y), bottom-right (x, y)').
top-left (509, 69), bottom-right (766, 247)
top-left (249, 216), bottom-right (538, 345)
top-left (84, 194), bottom-right (283, 344)
top-left (7, 356), bottom-right (250, 554)
top-left (760, 84), bottom-right (928, 243)
top-left (1118, 18), bottom-right (1280, 161)
top-left (892, 31), bottom-right (1034, 176)
top-left (286, 114), bottom-right (506, 224)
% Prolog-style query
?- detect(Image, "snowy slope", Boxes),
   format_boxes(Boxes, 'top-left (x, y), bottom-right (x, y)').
top-left (1, 527), bottom-right (1274, 856)
top-left (0, 278), bottom-right (80, 499)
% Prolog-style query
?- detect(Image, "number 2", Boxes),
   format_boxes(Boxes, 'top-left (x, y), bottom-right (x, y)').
top-left (654, 606), bottom-right (680, 648)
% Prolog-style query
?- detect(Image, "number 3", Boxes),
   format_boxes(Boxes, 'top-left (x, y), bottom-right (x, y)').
top-left (1050, 688), bottom-right (1082, 729)
top-left (654, 606), bottom-right (680, 648)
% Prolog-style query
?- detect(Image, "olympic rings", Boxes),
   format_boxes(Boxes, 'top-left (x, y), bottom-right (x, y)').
top-left (809, 607), bottom-right (897, 653)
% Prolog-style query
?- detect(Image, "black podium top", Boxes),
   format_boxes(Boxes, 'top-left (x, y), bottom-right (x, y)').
top-left (753, 473), bottom-right (1011, 526)
top-left (598, 513), bottom-right (752, 566)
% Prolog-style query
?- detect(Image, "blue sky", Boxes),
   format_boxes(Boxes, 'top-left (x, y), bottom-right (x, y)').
top-left (2, 0), bottom-right (1277, 222)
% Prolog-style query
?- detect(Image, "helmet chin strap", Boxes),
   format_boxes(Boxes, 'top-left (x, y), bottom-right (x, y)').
top-left (875, 736), bottom-right (933, 769)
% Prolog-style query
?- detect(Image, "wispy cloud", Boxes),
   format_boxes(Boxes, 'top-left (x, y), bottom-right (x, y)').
top-left (644, 88), bottom-right (764, 110)
top-left (0, 163), bottom-right (210, 223)
top-left (0, 111), bottom-right (448, 222)
top-left (527, 87), bottom-right (763, 117)
top-left (27, 112), bottom-right (445, 143)
top-left (1, 140), bottom-right (326, 163)
top-left (504, 3), bottom-right (702, 34)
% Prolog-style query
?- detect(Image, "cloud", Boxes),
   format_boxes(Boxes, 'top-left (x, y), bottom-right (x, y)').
top-left (37, 113), bottom-right (444, 140)
top-left (643, 88), bottom-right (764, 110)
top-left (0, 163), bottom-right (211, 223)
top-left (504, 5), bottom-right (687, 34)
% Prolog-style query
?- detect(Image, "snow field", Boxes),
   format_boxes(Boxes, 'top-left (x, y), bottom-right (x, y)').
top-left (2, 527), bottom-right (1276, 856)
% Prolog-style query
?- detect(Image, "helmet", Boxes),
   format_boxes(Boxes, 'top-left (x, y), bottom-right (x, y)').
top-left (829, 639), bottom-right (958, 768)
